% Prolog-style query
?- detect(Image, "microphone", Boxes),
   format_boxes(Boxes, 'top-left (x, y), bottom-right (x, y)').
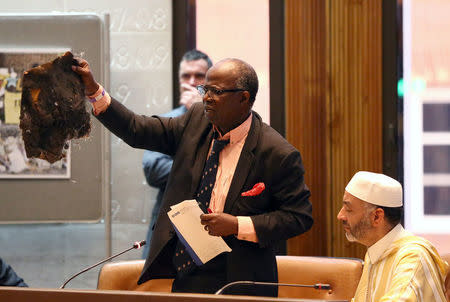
top-left (60, 240), bottom-right (146, 289)
top-left (215, 280), bottom-right (331, 295)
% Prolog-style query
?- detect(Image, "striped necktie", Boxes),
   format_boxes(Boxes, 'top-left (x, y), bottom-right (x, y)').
top-left (172, 138), bottom-right (229, 276)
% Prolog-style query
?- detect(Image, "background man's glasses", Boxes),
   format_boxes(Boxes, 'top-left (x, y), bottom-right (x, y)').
top-left (197, 85), bottom-right (245, 97)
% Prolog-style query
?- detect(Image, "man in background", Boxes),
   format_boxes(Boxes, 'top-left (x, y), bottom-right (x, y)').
top-left (142, 50), bottom-right (212, 258)
top-left (337, 171), bottom-right (448, 301)
top-left (0, 257), bottom-right (27, 287)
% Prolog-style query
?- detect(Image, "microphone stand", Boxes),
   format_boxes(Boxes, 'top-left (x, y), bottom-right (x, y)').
top-left (215, 280), bottom-right (331, 295)
top-left (60, 240), bottom-right (146, 289)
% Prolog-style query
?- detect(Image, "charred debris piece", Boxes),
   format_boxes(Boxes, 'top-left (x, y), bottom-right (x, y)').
top-left (19, 52), bottom-right (91, 164)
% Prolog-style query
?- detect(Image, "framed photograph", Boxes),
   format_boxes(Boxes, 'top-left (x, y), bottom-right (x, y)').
top-left (0, 49), bottom-right (71, 179)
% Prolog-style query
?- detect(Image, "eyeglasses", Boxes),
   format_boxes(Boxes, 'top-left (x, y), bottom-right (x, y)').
top-left (196, 85), bottom-right (246, 97)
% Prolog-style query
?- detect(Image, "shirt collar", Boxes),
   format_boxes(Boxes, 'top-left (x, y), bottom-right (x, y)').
top-left (367, 224), bottom-right (411, 264)
top-left (213, 113), bottom-right (252, 145)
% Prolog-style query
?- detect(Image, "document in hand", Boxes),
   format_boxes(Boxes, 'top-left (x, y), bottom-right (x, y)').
top-left (168, 200), bottom-right (232, 266)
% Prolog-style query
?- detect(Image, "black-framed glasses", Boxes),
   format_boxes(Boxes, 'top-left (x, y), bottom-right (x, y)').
top-left (197, 85), bottom-right (246, 97)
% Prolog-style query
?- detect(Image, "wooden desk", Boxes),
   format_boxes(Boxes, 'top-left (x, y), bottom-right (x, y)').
top-left (0, 287), bottom-right (348, 302)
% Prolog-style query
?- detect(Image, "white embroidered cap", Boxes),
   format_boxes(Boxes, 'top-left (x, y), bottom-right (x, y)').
top-left (345, 171), bottom-right (403, 207)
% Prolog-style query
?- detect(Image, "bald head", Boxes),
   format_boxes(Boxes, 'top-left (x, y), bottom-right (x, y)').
top-left (212, 58), bottom-right (259, 104)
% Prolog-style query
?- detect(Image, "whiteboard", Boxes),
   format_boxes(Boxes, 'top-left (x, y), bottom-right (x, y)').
top-left (0, 13), bottom-right (109, 222)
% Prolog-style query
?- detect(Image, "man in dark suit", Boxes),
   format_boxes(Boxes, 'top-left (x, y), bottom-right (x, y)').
top-left (141, 49), bottom-right (212, 259)
top-left (73, 57), bottom-right (313, 297)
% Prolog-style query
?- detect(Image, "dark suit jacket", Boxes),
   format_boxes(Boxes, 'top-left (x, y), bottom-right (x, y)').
top-left (97, 99), bottom-right (313, 296)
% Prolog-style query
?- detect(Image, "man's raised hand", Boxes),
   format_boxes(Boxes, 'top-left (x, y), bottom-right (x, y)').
top-left (71, 58), bottom-right (99, 96)
top-left (180, 83), bottom-right (202, 109)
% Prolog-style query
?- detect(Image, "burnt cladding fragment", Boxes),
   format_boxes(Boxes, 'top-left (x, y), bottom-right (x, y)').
top-left (19, 52), bottom-right (91, 163)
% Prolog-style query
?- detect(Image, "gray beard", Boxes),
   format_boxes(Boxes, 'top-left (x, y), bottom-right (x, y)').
top-left (344, 215), bottom-right (373, 243)
top-left (345, 232), bottom-right (358, 242)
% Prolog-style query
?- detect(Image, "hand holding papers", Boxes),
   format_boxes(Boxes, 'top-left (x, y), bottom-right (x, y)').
top-left (168, 200), bottom-right (232, 266)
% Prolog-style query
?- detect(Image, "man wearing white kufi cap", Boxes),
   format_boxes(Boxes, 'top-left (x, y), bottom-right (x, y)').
top-left (337, 171), bottom-right (448, 302)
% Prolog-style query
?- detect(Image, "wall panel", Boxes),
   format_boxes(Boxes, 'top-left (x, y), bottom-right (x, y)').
top-left (285, 0), bottom-right (383, 259)
top-left (329, 0), bottom-right (383, 258)
top-left (285, 0), bottom-right (328, 256)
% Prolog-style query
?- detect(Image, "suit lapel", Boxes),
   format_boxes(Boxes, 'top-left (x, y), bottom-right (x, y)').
top-left (190, 127), bottom-right (214, 196)
top-left (223, 113), bottom-right (260, 214)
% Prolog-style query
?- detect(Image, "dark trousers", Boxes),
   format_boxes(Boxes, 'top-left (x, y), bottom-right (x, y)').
top-left (171, 253), bottom-right (277, 297)
top-left (171, 254), bottom-right (227, 294)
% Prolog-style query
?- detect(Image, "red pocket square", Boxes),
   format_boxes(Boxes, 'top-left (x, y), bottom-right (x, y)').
top-left (241, 182), bottom-right (265, 196)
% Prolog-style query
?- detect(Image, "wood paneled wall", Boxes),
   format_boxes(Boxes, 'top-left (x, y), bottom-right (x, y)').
top-left (285, 0), bottom-right (328, 256)
top-left (285, 0), bottom-right (383, 259)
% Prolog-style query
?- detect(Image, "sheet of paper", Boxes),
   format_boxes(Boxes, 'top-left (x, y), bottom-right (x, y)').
top-left (4, 91), bottom-right (21, 124)
top-left (168, 199), bottom-right (232, 265)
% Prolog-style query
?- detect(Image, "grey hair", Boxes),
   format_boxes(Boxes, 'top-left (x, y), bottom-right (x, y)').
top-left (363, 202), bottom-right (403, 226)
top-left (234, 61), bottom-right (258, 104)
